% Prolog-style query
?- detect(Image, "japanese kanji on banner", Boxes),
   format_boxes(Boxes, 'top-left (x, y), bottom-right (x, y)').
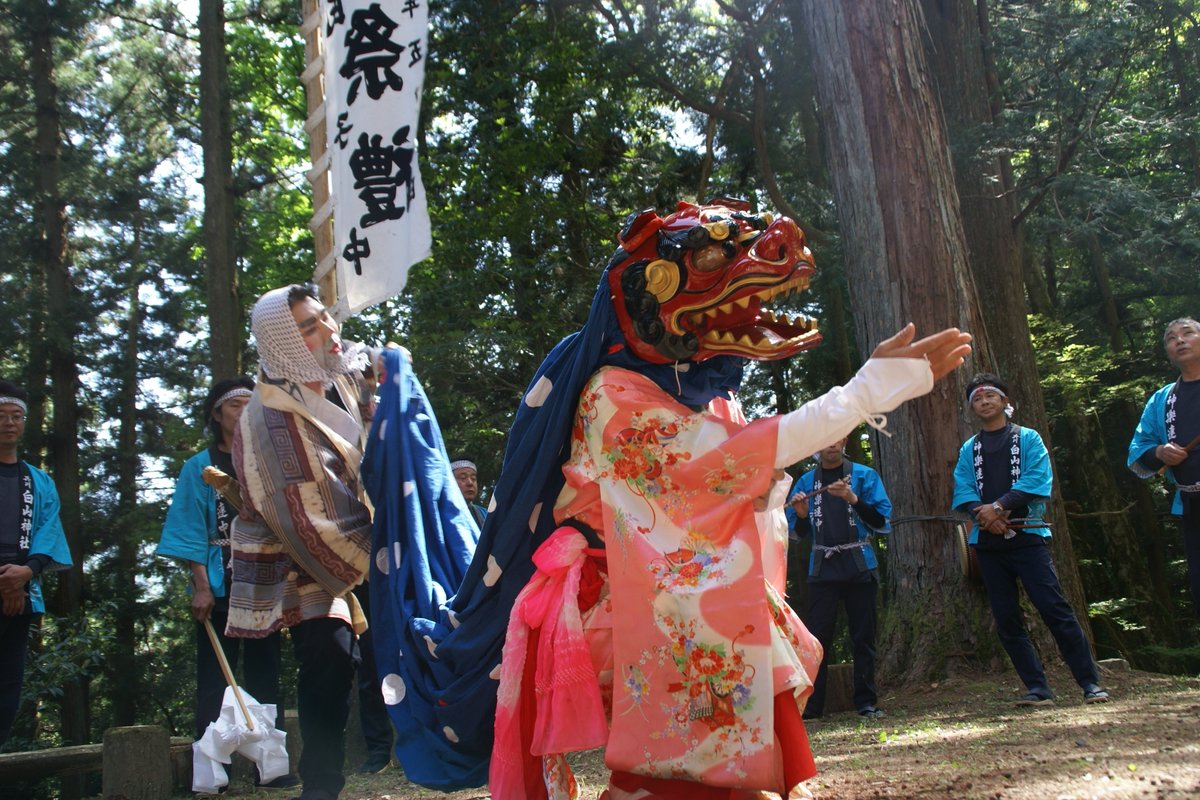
top-left (323, 0), bottom-right (431, 318)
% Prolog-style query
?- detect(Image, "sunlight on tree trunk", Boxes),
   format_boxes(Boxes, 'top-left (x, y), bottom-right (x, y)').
top-left (796, 0), bottom-right (998, 683)
top-left (919, 0), bottom-right (1094, 644)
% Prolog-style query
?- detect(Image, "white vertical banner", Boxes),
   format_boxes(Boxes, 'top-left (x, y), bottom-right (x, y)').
top-left (322, 0), bottom-right (432, 319)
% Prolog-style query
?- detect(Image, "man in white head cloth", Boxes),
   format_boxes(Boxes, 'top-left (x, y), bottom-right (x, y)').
top-left (450, 457), bottom-right (487, 528)
top-left (227, 284), bottom-right (374, 800)
top-left (952, 372), bottom-right (1108, 708)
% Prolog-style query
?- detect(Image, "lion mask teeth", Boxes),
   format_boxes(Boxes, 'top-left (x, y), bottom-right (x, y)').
top-left (610, 200), bottom-right (823, 363)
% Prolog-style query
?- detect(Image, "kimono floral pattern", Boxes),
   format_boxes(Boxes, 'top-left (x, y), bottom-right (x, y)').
top-left (661, 615), bottom-right (758, 732)
top-left (555, 366), bottom-right (819, 790)
top-left (649, 540), bottom-right (728, 593)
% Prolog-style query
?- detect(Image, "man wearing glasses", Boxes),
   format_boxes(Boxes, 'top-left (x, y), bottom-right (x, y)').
top-left (0, 379), bottom-right (72, 748)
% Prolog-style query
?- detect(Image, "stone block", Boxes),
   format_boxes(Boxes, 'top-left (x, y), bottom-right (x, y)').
top-left (101, 725), bottom-right (171, 800)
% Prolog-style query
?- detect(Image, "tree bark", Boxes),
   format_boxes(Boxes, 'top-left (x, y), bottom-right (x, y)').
top-left (199, 0), bottom-right (241, 379)
top-left (29, 1), bottom-right (89, 791)
top-left (112, 245), bottom-right (144, 726)
top-left (1082, 232), bottom-right (1125, 353)
top-left (918, 0), bottom-right (1093, 635)
top-left (795, 0), bottom-right (997, 682)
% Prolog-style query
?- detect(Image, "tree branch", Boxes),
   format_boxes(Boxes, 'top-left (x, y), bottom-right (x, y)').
top-left (1013, 46), bottom-right (1134, 226)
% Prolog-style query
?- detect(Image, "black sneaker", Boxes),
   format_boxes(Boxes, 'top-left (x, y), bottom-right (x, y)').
top-left (356, 756), bottom-right (390, 775)
top-left (857, 706), bottom-right (885, 719)
top-left (1083, 685), bottom-right (1110, 704)
top-left (1015, 692), bottom-right (1054, 707)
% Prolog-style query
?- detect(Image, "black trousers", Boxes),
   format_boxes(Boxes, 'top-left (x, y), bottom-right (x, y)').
top-left (1182, 516), bottom-right (1200, 616)
top-left (976, 544), bottom-right (1099, 697)
top-left (195, 605), bottom-right (283, 739)
top-left (0, 613), bottom-right (32, 749)
top-left (352, 584), bottom-right (392, 761)
top-left (291, 617), bottom-right (359, 797)
top-left (805, 579), bottom-right (878, 715)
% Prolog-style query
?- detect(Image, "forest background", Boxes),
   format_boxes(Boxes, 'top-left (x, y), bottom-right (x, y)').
top-left (0, 0), bottom-right (1197, 797)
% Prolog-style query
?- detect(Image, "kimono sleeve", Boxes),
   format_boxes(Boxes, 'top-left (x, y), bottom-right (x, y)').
top-left (156, 454), bottom-right (216, 566)
top-left (29, 468), bottom-right (72, 571)
top-left (1128, 385), bottom-right (1169, 479)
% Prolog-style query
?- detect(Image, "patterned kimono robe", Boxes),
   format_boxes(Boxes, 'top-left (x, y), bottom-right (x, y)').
top-left (492, 366), bottom-right (823, 798)
top-left (227, 375), bottom-right (372, 637)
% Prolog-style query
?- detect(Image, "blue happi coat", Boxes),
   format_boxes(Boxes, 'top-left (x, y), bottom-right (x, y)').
top-left (951, 426), bottom-right (1053, 545)
top-left (784, 460), bottom-right (892, 573)
top-left (20, 462), bottom-right (72, 614)
top-left (1127, 382), bottom-right (1185, 515)
top-left (156, 448), bottom-right (227, 595)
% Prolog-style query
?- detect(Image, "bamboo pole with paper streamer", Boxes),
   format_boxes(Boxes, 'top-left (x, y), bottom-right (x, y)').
top-left (189, 524), bottom-right (289, 792)
top-left (202, 617), bottom-right (254, 732)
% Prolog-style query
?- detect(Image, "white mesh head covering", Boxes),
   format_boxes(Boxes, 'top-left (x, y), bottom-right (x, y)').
top-left (251, 286), bottom-right (359, 386)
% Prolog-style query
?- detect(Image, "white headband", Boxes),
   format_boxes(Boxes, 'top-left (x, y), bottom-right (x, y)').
top-left (450, 460), bottom-right (476, 472)
top-left (968, 385), bottom-right (1005, 403)
top-left (214, 387), bottom-right (252, 410)
top-left (0, 397), bottom-right (27, 413)
top-left (969, 385), bottom-right (1014, 418)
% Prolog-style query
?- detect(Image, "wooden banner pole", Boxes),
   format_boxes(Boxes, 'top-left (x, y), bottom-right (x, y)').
top-left (299, 0), bottom-right (338, 312)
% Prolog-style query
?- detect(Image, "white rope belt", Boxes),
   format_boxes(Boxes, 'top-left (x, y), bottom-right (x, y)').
top-left (813, 541), bottom-right (868, 559)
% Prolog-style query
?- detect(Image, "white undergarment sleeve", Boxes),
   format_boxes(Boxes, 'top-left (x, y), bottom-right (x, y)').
top-left (762, 469), bottom-right (794, 511)
top-left (774, 357), bottom-right (934, 468)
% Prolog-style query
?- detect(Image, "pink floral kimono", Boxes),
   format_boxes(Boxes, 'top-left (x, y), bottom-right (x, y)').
top-left (493, 366), bottom-right (822, 799)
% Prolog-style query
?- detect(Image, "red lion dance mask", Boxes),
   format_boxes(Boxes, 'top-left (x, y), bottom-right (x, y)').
top-left (608, 198), bottom-right (822, 364)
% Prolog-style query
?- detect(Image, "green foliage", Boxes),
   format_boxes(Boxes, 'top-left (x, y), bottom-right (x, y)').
top-left (1133, 643), bottom-right (1200, 675)
top-left (1, 0), bottom-right (1198, 766)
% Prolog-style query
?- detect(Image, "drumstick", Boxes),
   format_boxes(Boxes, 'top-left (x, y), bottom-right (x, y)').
top-left (788, 478), bottom-right (848, 504)
top-left (1155, 434), bottom-right (1200, 476)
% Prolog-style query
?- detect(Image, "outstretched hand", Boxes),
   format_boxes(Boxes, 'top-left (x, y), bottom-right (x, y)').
top-left (871, 323), bottom-right (972, 381)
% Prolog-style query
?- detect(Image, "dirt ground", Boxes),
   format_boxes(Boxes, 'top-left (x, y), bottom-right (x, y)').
top-left (229, 663), bottom-right (1200, 800)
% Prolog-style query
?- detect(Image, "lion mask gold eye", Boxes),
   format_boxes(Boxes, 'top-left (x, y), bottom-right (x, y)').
top-left (692, 243), bottom-right (733, 273)
top-left (645, 259), bottom-right (680, 302)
